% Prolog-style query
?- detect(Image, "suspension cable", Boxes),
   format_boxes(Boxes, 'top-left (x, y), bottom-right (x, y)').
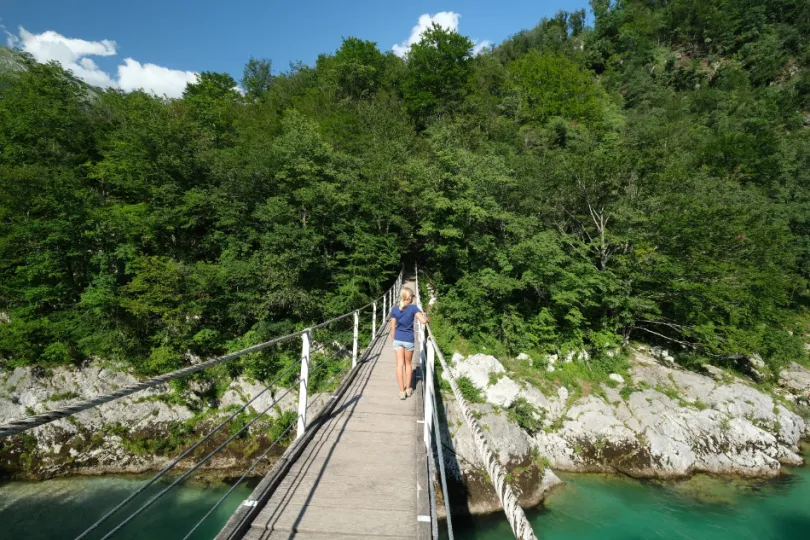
top-left (74, 359), bottom-right (302, 540)
top-left (426, 327), bottom-right (537, 540)
top-left (432, 392), bottom-right (454, 540)
top-left (181, 419), bottom-right (298, 540)
top-left (93, 382), bottom-right (303, 540)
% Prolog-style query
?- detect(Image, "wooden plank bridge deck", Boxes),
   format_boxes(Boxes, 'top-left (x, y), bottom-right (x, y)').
top-left (240, 282), bottom-right (428, 539)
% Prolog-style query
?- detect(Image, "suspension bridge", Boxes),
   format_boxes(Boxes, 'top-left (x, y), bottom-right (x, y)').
top-left (0, 267), bottom-right (536, 540)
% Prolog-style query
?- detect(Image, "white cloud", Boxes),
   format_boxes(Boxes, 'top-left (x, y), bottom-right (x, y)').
top-left (472, 40), bottom-right (492, 56)
top-left (392, 12), bottom-right (492, 59)
top-left (392, 12), bottom-right (460, 57)
top-left (2, 22), bottom-right (20, 48)
top-left (118, 58), bottom-right (198, 97)
top-left (7, 26), bottom-right (197, 98)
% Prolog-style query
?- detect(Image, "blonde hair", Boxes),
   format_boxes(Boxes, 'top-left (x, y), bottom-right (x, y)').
top-left (399, 287), bottom-right (414, 310)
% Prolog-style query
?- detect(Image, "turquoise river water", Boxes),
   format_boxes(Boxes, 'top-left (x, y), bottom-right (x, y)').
top-left (1, 456), bottom-right (809, 539)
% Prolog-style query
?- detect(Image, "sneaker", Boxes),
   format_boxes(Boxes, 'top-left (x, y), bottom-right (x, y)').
top-left (405, 388), bottom-right (414, 398)
top-left (398, 391), bottom-right (406, 400)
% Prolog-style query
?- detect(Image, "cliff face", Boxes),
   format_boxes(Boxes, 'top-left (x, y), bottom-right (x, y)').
top-left (437, 349), bottom-right (810, 515)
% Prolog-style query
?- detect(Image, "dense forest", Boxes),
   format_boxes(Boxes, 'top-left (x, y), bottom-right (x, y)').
top-left (0, 0), bottom-right (808, 379)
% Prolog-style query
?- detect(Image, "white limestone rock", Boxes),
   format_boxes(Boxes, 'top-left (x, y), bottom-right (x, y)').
top-left (516, 353), bottom-right (530, 361)
top-left (451, 352), bottom-right (464, 365)
top-left (779, 362), bottom-right (810, 401)
top-left (608, 373), bottom-right (625, 385)
top-left (485, 376), bottom-right (521, 408)
top-left (519, 384), bottom-right (550, 414)
top-left (451, 354), bottom-right (506, 390)
top-left (219, 378), bottom-right (295, 417)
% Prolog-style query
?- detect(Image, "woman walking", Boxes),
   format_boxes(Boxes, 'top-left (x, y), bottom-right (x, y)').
top-left (389, 286), bottom-right (428, 399)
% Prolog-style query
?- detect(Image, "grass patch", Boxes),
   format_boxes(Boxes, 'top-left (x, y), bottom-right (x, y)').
top-left (619, 385), bottom-right (637, 400)
top-left (48, 391), bottom-right (80, 402)
top-left (507, 397), bottom-right (544, 434)
top-left (456, 376), bottom-right (485, 403)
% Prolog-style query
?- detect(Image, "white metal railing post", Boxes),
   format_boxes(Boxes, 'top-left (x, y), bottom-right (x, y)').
top-left (296, 329), bottom-right (311, 439)
top-left (372, 301), bottom-right (377, 337)
top-left (352, 310), bottom-right (359, 368)
top-left (382, 294), bottom-right (387, 329)
top-left (425, 341), bottom-right (435, 449)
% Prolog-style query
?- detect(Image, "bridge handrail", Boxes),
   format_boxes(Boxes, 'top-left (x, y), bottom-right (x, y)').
top-left (415, 269), bottom-right (537, 540)
top-left (0, 269), bottom-right (404, 439)
top-left (71, 268), bottom-right (403, 539)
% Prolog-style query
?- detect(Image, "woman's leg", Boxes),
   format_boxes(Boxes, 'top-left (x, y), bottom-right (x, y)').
top-left (403, 348), bottom-right (414, 391)
top-left (395, 347), bottom-right (406, 392)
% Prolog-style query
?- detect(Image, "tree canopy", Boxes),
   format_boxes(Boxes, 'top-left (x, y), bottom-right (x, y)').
top-left (0, 0), bottom-right (808, 378)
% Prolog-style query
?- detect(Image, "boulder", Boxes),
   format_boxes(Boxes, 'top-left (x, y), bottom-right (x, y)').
top-left (519, 385), bottom-right (550, 413)
top-left (516, 353), bottom-right (530, 361)
top-left (485, 376), bottom-right (521, 408)
top-left (452, 354), bottom-right (505, 390)
top-left (451, 352), bottom-right (464, 364)
top-left (608, 373), bottom-right (625, 385)
top-left (778, 362), bottom-right (810, 401)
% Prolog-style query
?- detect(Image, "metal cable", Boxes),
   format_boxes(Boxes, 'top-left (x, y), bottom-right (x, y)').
top-left (74, 361), bottom-right (302, 540)
top-left (88, 303), bottom-right (390, 540)
top-left (432, 389), bottom-right (454, 540)
top-left (423, 356), bottom-right (440, 540)
top-left (306, 361), bottom-right (351, 412)
top-left (425, 327), bottom-right (537, 540)
top-left (181, 419), bottom-right (298, 540)
top-left (94, 382), bottom-right (304, 540)
top-left (0, 272), bottom-right (403, 439)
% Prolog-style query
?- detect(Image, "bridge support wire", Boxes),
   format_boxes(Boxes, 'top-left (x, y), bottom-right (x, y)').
top-left (426, 328), bottom-right (537, 540)
top-left (416, 265), bottom-right (535, 540)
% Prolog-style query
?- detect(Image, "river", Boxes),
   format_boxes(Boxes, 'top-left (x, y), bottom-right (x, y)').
top-left (452, 457), bottom-right (810, 539)
top-left (1, 459), bottom-right (809, 539)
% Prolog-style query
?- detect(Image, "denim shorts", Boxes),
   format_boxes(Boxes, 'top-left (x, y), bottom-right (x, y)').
top-left (393, 340), bottom-right (414, 351)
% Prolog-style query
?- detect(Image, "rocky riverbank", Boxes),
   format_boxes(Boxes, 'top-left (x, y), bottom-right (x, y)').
top-left (438, 348), bottom-right (810, 515)
top-left (3, 347), bottom-right (810, 518)
top-left (0, 365), bottom-right (308, 480)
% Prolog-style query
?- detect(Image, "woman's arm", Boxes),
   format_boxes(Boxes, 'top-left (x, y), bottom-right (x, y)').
top-left (389, 317), bottom-right (396, 341)
top-left (416, 312), bottom-right (428, 324)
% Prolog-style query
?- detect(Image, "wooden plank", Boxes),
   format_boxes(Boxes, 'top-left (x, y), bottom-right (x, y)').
top-left (274, 473), bottom-right (414, 497)
top-left (260, 477), bottom-right (417, 512)
top-left (245, 528), bottom-right (415, 540)
top-left (254, 505), bottom-right (415, 536)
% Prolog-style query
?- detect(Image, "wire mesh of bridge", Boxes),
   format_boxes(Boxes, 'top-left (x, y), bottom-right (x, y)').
top-left (0, 269), bottom-right (404, 539)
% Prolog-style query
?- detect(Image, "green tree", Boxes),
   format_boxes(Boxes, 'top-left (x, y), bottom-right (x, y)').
top-left (402, 24), bottom-right (474, 127)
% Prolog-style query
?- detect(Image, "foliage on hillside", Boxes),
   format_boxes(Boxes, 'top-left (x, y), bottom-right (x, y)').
top-left (0, 0), bottom-right (808, 378)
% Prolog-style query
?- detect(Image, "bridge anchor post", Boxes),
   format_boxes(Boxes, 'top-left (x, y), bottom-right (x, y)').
top-left (352, 310), bottom-right (359, 368)
top-left (296, 329), bottom-right (311, 439)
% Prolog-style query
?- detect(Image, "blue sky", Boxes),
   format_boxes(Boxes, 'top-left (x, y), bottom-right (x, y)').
top-left (1, 0), bottom-right (590, 97)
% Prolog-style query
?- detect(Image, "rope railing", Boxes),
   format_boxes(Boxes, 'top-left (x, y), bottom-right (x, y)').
top-left (415, 266), bottom-right (537, 540)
